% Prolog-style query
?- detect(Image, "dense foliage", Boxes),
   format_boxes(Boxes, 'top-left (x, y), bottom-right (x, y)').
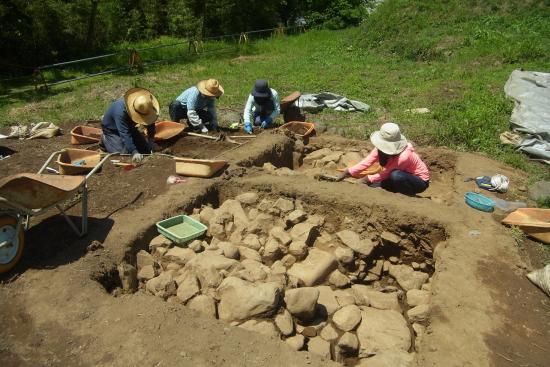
top-left (0, 0), bottom-right (368, 71)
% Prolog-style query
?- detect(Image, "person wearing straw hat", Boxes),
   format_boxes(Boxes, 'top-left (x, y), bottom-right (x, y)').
top-left (169, 79), bottom-right (223, 133)
top-left (243, 79), bottom-right (280, 134)
top-left (100, 88), bottom-right (159, 164)
top-left (336, 122), bottom-right (430, 196)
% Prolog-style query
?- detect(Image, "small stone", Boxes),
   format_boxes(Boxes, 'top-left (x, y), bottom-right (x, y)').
top-left (273, 198), bottom-right (295, 214)
top-left (149, 235), bottom-right (172, 251)
top-left (304, 148), bottom-right (332, 163)
top-left (166, 262), bottom-right (181, 271)
top-left (316, 286), bottom-right (341, 316)
top-left (117, 263), bottom-right (138, 293)
top-left (336, 230), bottom-right (376, 256)
top-left (290, 223), bottom-right (318, 245)
top-left (306, 215), bottom-right (326, 227)
top-left (258, 199), bottom-right (274, 212)
top-left (199, 206), bottom-right (215, 226)
top-left (236, 192), bottom-right (259, 205)
top-left (288, 241), bottom-right (308, 259)
top-left (332, 305), bottom-right (362, 332)
top-left (263, 162), bottom-right (277, 172)
top-left (248, 208), bottom-right (260, 220)
top-left (285, 335), bottom-right (305, 351)
top-left (307, 337), bottom-right (331, 359)
top-left (352, 285), bottom-right (401, 312)
top-left (238, 246), bottom-right (261, 262)
top-left (284, 287), bottom-right (319, 320)
top-left (356, 308), bottom-right (411, 355)
top-left (319, 324), bottom-right (339, 342)
top-left (136, 250), bottom-right (155, 270)
top-left (271, 261), bottom-right (287, 275)
top-left (275, 309), bottom-right (294, 336)
top-left (281, 254), bottom-right (297, 268)
top-left (389, 256), bottom-right (399, 264)
top-left (176, 273), bottom-right (200, 303)
top-left (262, 237), bottom-right (283, 262)
top-left (270, 226), bottom-right (292, 246)
top-left (188, 240), bottom-right (204, 253)
top-left (165, 247), bottom-right (196, 265)
top-left (219, 200), bottom-right (249, 227)
top-left (411, 261), bottom-right (420, 270)
top-left (335, 247), bottom-right (355, 265)
top-left (239, 320), bottom-right (280, 338)
top-left (300, 326), bottom-right (318, 337)
top-left (369, 260), bottom-right (384, 277)
top-left (187, 295), bottom-right (217, 319)
top-left (390, 265), bottom-right (429, 291)
top-left (421, 283), bottom-right (432, 292)
top-left (242, 234), bottom-right (262, 251)
top-left (334, 290), bottom-right (358, 307)
top-left (217, 242), bottom-right (240, 260)
top-left (407, 304), bottom-right (430, 322)
top-left (137, 264), bottom-right (158, 281)
top-left (338, 332), bottom-right (359, 353)
top-left (329, 270), bottom-right (351, 288)
top-left (146, 272), bottom-right (177, 299)
top-left (412, 323), bottom-right (426, 338)
top-left (383, 260), bottom-right (391, 273)
top-left (321, 151), bottom-right (343, 163)
top-left (287, 210), bottom-right (307, 225)
top-left (406, 289), bottom-right (430, 306)
top-left (381, 231), bottom-right (401, 245)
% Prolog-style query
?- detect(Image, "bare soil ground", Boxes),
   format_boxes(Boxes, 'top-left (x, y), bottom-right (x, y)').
top-left (0, 130), bottom-right (548, 367)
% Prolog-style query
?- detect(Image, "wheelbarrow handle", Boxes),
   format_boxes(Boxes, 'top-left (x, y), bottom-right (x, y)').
top-left (37, 149), bottom-right (67, 174)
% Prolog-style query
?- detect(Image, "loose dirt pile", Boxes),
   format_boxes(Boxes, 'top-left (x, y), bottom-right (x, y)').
top-left (116, 192), bottom-right (436, 365)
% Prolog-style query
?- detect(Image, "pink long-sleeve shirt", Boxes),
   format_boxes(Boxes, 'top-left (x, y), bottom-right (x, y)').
top-left (348, 143), bottom-right (430, 183)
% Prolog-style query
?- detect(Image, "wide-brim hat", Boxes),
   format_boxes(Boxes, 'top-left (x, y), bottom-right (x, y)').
top-left (197, 79), bottom-right (224, 97)
top-left (370, 122), bottom-right (408, 155)
top-left (124, 88), bottom-right (159, 125)
top-left (252, 79), bottom-right (271, 98)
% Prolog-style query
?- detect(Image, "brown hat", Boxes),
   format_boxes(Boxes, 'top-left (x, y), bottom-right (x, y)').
top-left (124, 88), bottom-right (159, 125)
top-left (197, 79), bottom-right (224, 97)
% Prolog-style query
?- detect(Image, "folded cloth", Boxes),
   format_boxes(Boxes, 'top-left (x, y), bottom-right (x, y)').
top-left (7, 122), bottom-right (61, 139)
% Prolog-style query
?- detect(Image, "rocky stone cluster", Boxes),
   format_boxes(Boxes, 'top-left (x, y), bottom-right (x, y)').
top-left (123, 193), bottom-right (433, 365)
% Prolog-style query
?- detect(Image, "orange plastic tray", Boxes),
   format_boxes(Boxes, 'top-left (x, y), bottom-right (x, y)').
top-left (70, 126), bottom-right (102, 145)
top-left (502, 208), bottom-right (550, 244)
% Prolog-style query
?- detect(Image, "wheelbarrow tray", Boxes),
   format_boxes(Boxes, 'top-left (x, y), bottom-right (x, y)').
top-left (70, 126), bottom-right (102, 145)
top-left (152, 121), bottom-right (186, 141)
top-left (56, 149), bottom-right (101, 175)
top-left (0, 173), bottom-right (85, 211)
top-left (174, 158), bottom-right (228, 178)
top-left (502, 208), bottom-right (550, 244)
top-left (280, 121), bottom-right (315, 137)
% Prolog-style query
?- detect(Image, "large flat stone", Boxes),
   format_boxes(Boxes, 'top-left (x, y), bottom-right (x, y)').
top-left (287, 248), bottom-right (337, 286)
top-left (336, 230), bottom-right (376, 256)
top-left (217, 277), bottom-right (281, 322)
top-left (389, 265), bottom-right (429, 291)
top-left (356, 308), bottom-right (411, 355)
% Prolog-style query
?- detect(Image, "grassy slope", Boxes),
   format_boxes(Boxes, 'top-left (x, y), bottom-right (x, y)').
top-left (1, 0), bottom-right (548, 179)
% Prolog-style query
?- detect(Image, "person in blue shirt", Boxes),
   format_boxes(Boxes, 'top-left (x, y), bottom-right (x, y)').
top-left (243, 79), bottom-right (280, 134)
top-left (100, 88), bottom-right (159, 164)
top-left (169, 79), bottom-right (224, 133)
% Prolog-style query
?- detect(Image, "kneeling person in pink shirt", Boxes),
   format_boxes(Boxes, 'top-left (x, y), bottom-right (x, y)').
top-left (336, 122), bottom-right (430, 196)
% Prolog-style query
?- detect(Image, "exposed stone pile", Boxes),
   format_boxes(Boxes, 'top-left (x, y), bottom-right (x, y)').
top-left (127, 192), bottom-right (434, 365)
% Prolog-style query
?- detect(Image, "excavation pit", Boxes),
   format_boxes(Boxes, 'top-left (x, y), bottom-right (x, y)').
top-left (113, 182), bottom-right (446, 365)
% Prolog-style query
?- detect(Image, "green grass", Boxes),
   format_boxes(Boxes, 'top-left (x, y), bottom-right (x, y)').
top-left (1, 0), bottom-right (549, 180)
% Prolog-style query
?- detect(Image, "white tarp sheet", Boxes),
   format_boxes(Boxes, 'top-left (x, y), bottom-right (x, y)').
top-left (504, 70), bottom-right (550, 160)
top-left (296, 92), bottom-right (370, 113)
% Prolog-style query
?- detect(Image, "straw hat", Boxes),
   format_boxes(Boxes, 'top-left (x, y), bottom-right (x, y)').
top-left (124, 88), bottom-right (159, 125)
top-left (197, 79), bottom-right (224, 97)
top-left (370, 122), bottom-right (408, 155)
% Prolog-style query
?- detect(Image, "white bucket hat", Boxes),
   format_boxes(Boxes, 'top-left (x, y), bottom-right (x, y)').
top-left (370, 122), bottom-right (408, 155)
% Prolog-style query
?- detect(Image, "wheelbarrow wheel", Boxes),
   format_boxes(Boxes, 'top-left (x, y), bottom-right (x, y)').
top-left (0, 215), bottom-right (25, 274)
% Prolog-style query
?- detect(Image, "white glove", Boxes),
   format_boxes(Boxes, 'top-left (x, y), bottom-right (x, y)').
top-left (132, 152), bottom-right (143, 164)
top-left (200, 126), bottom-right (209, 134)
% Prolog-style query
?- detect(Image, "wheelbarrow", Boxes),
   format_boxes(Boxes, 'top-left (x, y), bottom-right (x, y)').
top-left (0, 150), bottom-right (112, 273)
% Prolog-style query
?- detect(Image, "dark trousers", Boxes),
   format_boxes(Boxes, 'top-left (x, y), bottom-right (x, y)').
top-left (373, 170), bottom-right (429, 196)
top-left (169, 101), bottom-right (213, 128)
top-left (99, 129), bottom-right (151, 154)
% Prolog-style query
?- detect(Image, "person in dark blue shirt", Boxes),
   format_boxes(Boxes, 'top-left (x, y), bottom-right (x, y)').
top-left (100, 88), bottom-right (159, 163)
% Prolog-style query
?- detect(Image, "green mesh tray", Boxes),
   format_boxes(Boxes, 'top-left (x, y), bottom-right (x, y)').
top-left (156, 215), bottom-right (207, 245)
